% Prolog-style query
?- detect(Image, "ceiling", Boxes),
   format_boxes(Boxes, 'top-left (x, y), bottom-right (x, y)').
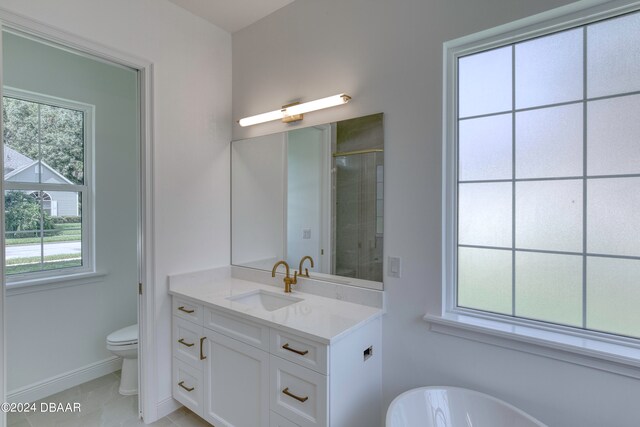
top-left (168, 0), bottom-right (296, 33)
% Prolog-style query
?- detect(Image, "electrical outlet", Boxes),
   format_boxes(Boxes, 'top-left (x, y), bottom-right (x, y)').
top-left (388, 256), bottom-right (401, 278)
top-left (363, 346), bottom-right (373, 361)
top-left (303, 228), bottom-right (311, 239)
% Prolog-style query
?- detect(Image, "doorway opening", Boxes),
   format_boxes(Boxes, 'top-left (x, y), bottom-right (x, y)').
top-left (0, 25), bottom-right (152, 426)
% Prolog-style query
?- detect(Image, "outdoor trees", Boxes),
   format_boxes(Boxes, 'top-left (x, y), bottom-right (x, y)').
top-left (3, 96), bottom-right (84, 184)
top-left (4, 190), bottom-right (58, 237)
top-left (3, 95), bottom-right (83, 275)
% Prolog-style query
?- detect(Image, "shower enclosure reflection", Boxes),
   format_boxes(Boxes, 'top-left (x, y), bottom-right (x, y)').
top-left (333, 115), bottom-right (384, 282)
top-left (231, 113), bottom-right (384, 290)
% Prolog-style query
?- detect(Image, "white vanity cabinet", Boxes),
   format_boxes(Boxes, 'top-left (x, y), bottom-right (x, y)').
top-left (172, 295), bottom-right (382, 427)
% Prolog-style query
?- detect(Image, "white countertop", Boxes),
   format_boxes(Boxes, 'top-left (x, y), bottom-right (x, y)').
top-left (169, 268), bottom-right (383, 344)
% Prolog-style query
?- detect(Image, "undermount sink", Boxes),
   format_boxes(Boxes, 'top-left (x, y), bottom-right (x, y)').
top-left (227, 289), bottom-right (303, 312)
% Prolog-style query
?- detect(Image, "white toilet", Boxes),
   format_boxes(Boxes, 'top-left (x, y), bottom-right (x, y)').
top-left (106, 324), bottom-right (138, 395)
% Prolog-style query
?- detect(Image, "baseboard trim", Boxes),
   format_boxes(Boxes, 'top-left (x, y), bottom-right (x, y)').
top-left (156, 396), bottom-right (181, 421)
top-left (7, 356), bottom-right (121, 403)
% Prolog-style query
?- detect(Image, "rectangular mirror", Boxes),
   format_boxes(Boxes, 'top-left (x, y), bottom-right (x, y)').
top-left (231, 113), bottom-right (384, 290)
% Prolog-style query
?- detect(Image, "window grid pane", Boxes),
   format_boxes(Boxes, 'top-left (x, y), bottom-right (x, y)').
top-left (515, 28), bottom-right (583, 109)
top-left (3, 94), bottom-right (86, 279)
top-left (458, 247), bottom-right (512, 315)
top-left (458, 46), bottom-right (512, 118)
top-left (455, 9), bottom-right (640, 340)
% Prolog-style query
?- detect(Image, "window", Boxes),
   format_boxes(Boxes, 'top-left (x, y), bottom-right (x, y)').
top-left (3, 88), bottom-right (93, 283)
top-left (444, 6), bottom-right (640, 345)
top-left (29, 191), bottom-right (53, 215)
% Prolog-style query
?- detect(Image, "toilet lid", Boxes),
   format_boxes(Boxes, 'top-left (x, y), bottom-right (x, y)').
top-left (107, 324), bottom-right (138, 345)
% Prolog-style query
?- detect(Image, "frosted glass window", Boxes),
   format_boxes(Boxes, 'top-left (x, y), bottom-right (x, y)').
top-left (515, 28), bottom-right (583, 109)
top-left (458, 247), bottom-right (512, 315)
top-left (587, 95), bottom-right (640, 176)
top-left (515, 180), bottom-right (583, 252)
top-left (458, 182), bottom-right (512, 247)
top-left (515, 252), bottom-right (582, 326)
top-left (458, 47), bottom-right (512, 118)
top-left (587, 257), bottom-right (640, 338)
top-left (587, 177), bottom-right (640, 257)
top-left (459, 114), bottom-right (512, 181)
top-left (516, 104), bottom-right (583, 178)
top-left (452, 7), bottom-right (640, 340)
top-left (587, 11), bottom-right (640, 98)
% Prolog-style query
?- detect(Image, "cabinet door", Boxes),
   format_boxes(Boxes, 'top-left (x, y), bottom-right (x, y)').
top-left (203, 329), bottom-right (270, 427)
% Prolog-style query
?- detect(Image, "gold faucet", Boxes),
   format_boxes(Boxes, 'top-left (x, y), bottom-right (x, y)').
top-left (298, 256), bottom-right (314, 278)
top-left (271, 260), bottom-right (298, 293)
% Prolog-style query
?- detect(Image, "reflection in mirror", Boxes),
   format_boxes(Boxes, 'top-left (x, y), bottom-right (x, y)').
top-left (232, 113), bottom-right (384, 290)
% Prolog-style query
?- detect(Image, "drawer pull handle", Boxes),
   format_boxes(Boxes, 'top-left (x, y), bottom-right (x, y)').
top-left (282, 387), bottom-right (308, 403)
top-left (178, 306), bottom-right (195, 314)
top-left (178, 338), bottom-right (194, 347)
top-left (282, 343), bottom-right (309, 356)
top-left (200, 337), bottom-right (207, 360)
top-left (178, 381), bottom-right (194, 392)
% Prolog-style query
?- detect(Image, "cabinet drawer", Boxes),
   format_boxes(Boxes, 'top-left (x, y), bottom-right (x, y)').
top-left (271, 330), bottom-right (328, 374)
top-left (204, 307), bottom-right (270, 351)
top-left (173, 316), bottom-right (204, 368)
top-left (173, 298), bottom-right (203, 325)
top-left (270, 356), bottom-right (327, 427)
top-left (173, 358), bottom-right (203, 417)
top-left (271, 411), bottom-right (300, 427)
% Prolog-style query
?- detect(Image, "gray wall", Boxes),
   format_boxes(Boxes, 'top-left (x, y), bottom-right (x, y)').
top-left (232, 0), bottom-right (640, 425)
top-left (4, 32), bottom-right (138, 391)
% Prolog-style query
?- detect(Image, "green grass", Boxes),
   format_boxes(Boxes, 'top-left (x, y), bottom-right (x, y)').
top-left (6, 253), bottom-right (80, 266)
top-left (6, 252), bottom-right (81, 275)
top-left (6, 223), bottom-right (81, 246)
top-left (6, 259), bottom-right (81, 275)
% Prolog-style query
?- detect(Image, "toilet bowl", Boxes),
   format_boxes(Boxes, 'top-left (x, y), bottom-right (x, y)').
top-left (107, 324), bottom-right (138, 395)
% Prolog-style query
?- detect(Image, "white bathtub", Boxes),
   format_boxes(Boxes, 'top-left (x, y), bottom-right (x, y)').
top-left (386, 386), bottom-right (546, 427)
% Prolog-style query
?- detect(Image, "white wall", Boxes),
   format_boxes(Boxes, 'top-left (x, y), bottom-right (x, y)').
top-left (232, 133), bottom-right (285, 266)
top-left (232, 1), bottom-right (640, 426)
top-left (0, 0), bottom-right (232, 416)
top-left (286, 127), bottom-right (324, 269)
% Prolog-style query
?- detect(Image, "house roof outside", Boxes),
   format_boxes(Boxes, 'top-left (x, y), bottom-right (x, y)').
top-left (3, 144), bottom-right (75, 185)
top-left (4, 145), bottom-right (33, 173)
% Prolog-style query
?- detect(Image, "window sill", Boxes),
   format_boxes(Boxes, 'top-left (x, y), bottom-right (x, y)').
top-left (424, 312), bottom-right (640, 379)
top-left (6, 271), bottom-right (107, 296)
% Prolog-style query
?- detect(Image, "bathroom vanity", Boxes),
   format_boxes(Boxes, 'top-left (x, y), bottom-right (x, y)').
top-left (169, 267), bottom-right (383, 427)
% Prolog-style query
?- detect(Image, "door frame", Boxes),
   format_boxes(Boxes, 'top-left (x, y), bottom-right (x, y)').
top-left (0, 8), bottom-right (157, 426)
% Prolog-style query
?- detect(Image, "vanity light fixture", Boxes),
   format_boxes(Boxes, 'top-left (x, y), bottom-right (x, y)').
top-left (238, 93), bottom-right (351, 127)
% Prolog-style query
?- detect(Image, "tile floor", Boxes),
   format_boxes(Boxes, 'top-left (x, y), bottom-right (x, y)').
top-left (7, 372), bottom-right (211, 427)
